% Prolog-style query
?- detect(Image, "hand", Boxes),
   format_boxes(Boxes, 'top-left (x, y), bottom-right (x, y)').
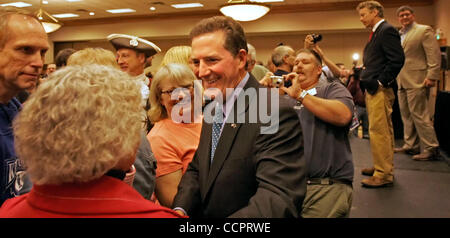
top-left (312, 44), bottom-right (324, 58)
top-left (280, 72), bottom-right (303, 99)
top-left (304, 34), bottom-right (315, 49)
top-left (423, 78), bottom-right (435, 88)
top-left (259, 72), bottom-right (275, 87)
top-left (174, 209), bottom-right (186, 217)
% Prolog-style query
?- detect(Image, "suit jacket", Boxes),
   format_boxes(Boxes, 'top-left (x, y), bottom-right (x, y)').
top-left (172, 75), bottom-right (306, 218)
top-left (361, 21), bottom-right (405, 95)
top-left (397, 23), bottom-right (441, 89)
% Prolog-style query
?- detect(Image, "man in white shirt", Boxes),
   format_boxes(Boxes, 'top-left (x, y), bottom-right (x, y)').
top-left (108, 34), bottom-right (161, 106)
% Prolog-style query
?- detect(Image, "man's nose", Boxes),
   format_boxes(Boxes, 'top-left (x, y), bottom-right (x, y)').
top-left (197, 61), bottom-right (210, 78)
top-left (30, 52), bottom-right (44, 70)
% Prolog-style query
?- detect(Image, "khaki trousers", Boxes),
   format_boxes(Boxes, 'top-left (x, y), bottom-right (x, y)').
top-left (397, 87), bottom-right (439, 153)
top-left (301, 183), bottom-right (353, 218)
top-left (366, 87), bottom-right (395, 181)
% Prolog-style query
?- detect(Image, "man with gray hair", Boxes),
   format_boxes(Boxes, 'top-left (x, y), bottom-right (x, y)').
top-left (271, 45), bottom-right (296, 78)
top-left (247, 43), bottom-right (269, 81)
top-left (0, 6), bottom-right (49, 205)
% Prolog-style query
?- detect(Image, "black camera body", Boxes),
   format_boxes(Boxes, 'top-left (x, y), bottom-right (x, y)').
top-left (311, 34), bottom-right (322, 44)
top-left (352, 66), bottom-right (363, 81)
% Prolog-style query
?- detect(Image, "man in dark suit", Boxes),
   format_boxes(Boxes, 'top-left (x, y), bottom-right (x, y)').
top-left (172, 16), bottom-right (306, 218)
top-left (357, 1), bottom-right (405, 188)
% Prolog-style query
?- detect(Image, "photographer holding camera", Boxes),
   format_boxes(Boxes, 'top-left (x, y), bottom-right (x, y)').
top-left (281, 49), bottom-right (355, 218)
top-left (304, 34), bottom-right (349, 83)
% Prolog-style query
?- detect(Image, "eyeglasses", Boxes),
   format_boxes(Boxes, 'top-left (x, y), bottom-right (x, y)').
top-left (161, 84), bottom-right (194, 95)
top-left (398, 13), bottom-right (411, 18)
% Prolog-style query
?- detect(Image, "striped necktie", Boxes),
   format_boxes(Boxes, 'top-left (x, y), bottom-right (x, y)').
top-left (210, 103), bottom-right (224, 163)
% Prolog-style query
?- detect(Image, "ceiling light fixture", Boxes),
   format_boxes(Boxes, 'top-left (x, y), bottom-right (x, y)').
top-left (220, 0), bottom-right (270, 22)
top-left (1, 2), bottom-right (32, 8)
top-left (171, 3), bottom-right (203, 9)
top-left (35, 0), bottom-right (62, 33)
top-left (106, 8), bottom-right (136, 14)
top-left (52, 13), bottom-right (79, 18)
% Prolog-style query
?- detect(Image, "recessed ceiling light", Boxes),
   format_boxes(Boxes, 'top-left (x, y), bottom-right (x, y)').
top-left (171, 3), bottom-right (203, 9)
top-left (52, 13), bottom-right (80, 18)
top-left (66, 0), bottom-right (83, 2)
top-left (0, 2), bottom-right (32, 8)
top-left (250, 0), bottom-right (284, 2)
top-left (150, 7), bottom-right (156, 11)
top-left (89, 12), bottom-right (95, 16)
top-left (106, 8), bottom-right (136, 14)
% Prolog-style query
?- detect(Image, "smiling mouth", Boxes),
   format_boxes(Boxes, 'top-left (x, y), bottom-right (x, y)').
top-left (205, 78), bottom-right (220, 85)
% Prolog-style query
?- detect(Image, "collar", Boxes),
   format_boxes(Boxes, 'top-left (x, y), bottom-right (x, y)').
top-left (400, 22), bottom-right (415, 34)
top-left (223, 72), bottom-right (249, 120)
top-left (372, 19), bottom-right (385, 32)
top-left (135, 73), bottom-right (149, 85)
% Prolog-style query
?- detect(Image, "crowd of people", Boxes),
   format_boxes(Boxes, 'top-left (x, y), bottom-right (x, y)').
top-left (0, 0), bottom-right (442, 218)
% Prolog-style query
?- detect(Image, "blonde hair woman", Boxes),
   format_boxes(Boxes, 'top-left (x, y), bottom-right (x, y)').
top-left (67, 47), bottom-right (118, 68)
top-left (0, 65), bottom-right (183, 217)
top-left (147, 63), bottom-right (202, 208)
top-left (159, 45), bottom-right (194, 70)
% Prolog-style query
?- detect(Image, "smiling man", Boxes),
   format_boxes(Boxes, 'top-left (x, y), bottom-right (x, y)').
top-left (0, 7), bottom-right (49, 206)
top-left (172, 16), bottom-right (306, 218)
top-left (394, 5), bottom-right (441, 161)
top-left (107, 34), bottom-right (161, 107)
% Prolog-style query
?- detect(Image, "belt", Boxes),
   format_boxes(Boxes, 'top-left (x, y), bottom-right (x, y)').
top-left (307, 178), bottom-right (352, 186)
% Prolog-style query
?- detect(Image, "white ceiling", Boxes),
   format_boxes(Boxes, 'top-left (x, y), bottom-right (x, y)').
top-left (1, 0), bottom-right (360, 21)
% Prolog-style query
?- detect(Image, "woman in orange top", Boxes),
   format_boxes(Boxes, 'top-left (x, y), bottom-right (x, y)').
top-left (147, 63), bottom-right (203, 208)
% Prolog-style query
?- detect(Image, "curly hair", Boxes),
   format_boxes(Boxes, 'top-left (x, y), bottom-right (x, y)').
top-left (67, 48), bottom-right (118, 68)
top-left (148, 63), bottom-right (201, 123)
top-left (13, 65), bottom-right (143, 185)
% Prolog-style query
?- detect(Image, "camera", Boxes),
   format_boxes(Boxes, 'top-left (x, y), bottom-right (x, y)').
top-left (351, 66), bottom-right (363, 81)
top-left (311, 34), bottom-right (322, 44)
top-left (270, 75), bottom-right (284, 87)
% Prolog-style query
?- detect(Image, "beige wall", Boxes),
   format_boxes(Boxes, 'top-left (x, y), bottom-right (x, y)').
top-left (47, 4), bottom-right (437, 72)
top-left (435, 0), bottom-right (450, 45)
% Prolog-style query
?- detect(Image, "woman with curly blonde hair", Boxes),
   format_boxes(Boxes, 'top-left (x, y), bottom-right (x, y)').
top-left (0, 65), bottom-right (183, 218)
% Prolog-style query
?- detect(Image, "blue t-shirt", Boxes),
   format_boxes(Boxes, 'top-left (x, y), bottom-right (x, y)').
top-left (0, 98), bottom-right (25, 206)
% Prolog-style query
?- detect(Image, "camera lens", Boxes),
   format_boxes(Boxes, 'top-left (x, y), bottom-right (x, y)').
top-left (312, 34), bottom-right (322, 43)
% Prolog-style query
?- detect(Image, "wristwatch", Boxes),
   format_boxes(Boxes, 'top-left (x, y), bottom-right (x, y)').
top-left (297, 88), bottom-right (317, 101)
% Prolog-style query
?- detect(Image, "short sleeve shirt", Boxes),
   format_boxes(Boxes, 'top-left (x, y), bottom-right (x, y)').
top-left (294, 78), bottom-right (355, 182)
